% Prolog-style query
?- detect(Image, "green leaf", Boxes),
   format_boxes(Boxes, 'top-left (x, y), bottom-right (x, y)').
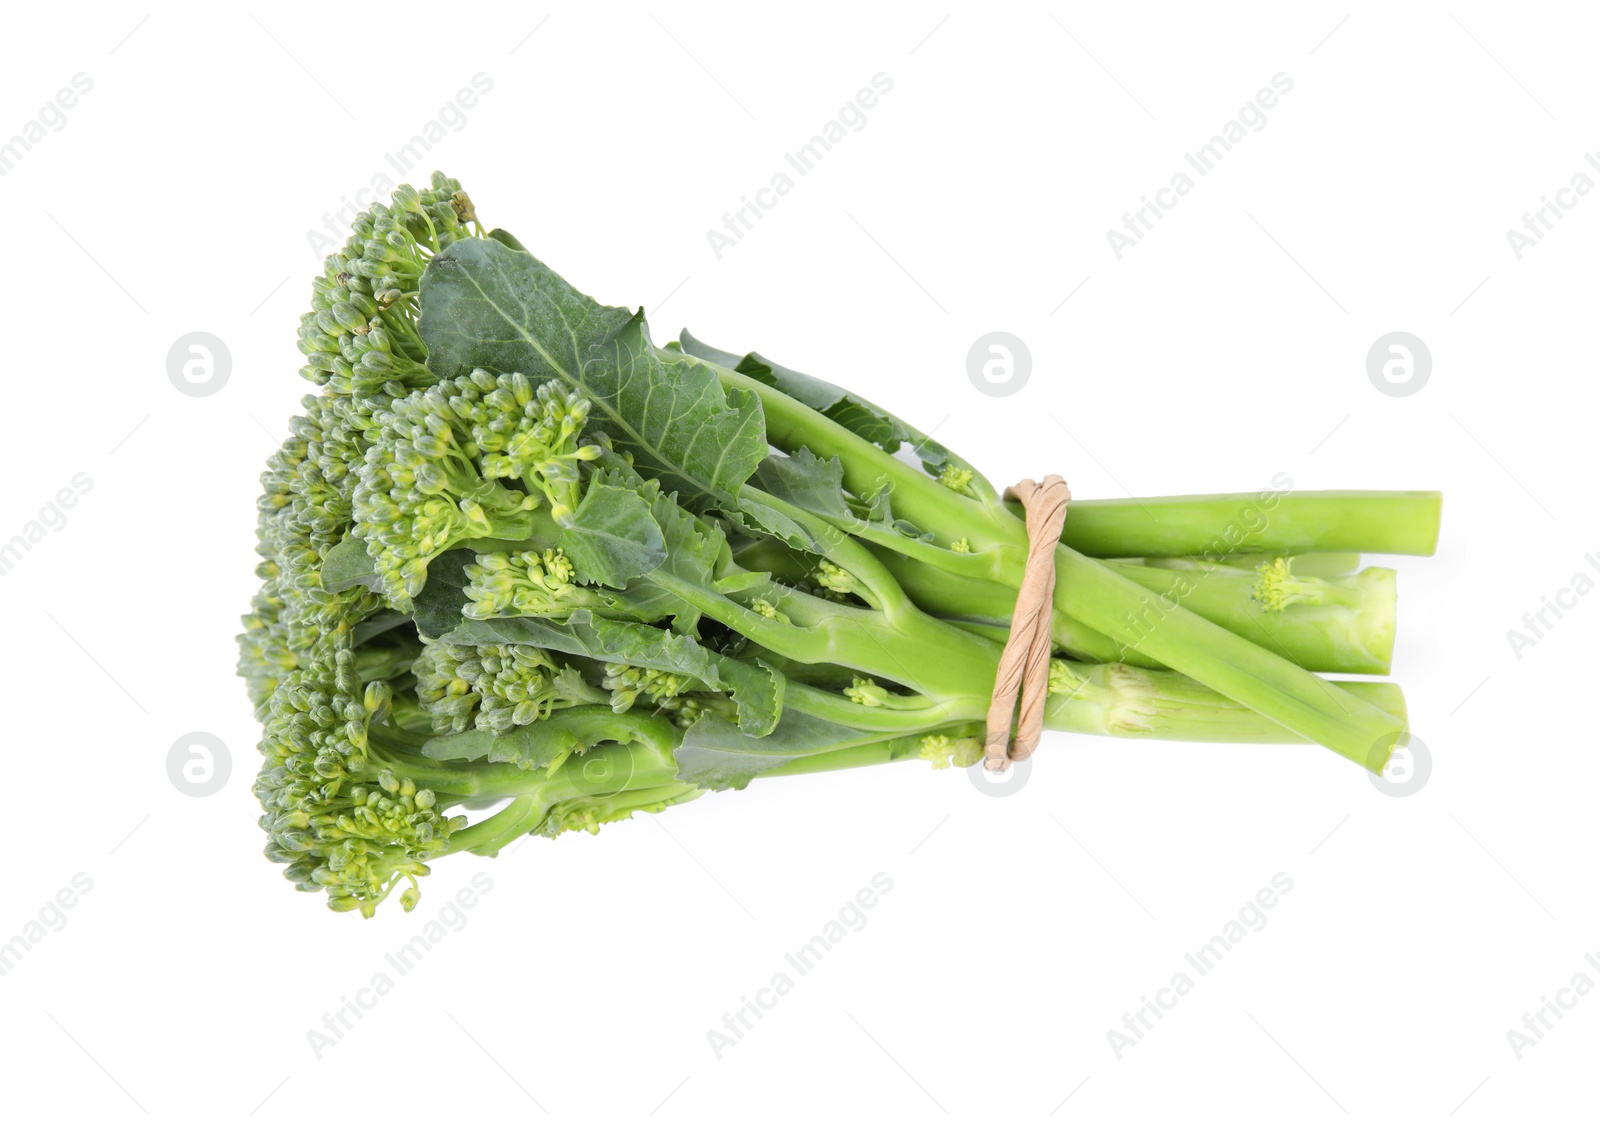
top-left (747, 447), bottom-right (914, 552)
top-left (725, 494), bottom-right (824, 554)
top-left (414, 727), bottom-right (497, 764)
top-left (411, 548), bottom-right (476, 641)
top-left (712, 571), bottom-right (772, 596)
top-left (676, 329), bottom-right (988, 489)
top-left (486, 716), bottom-right (605, 772)
top-left (444, 611), bottom-right (782, 737)
top-left (421, 237), bottom-right (633, 378)
top-left (750, 448), bottom-right (855, 523)
top-left (451, 613), bottom-right (721, 683)
top-left (422, 705), bottom-right (664, 773)
top-left (678, 330), bottom-right (910, 453)
top-left (321, 534), bottom-right (381, 594)
top-left (559, 481), bottom-right (667, 588)
top-left (740, 452), bottom-right (906, 561)
top-left (722, 658), bottom-right (784, 738)
top-left (419, 239), bottom-right (767, 509)
top-left (552, 665), bottom-right (610, 708)
top-left (665, 334), bottom-right (742, 368)
top-left (671, 735), bottom-right (799, 790)
top-left (487, 228), bottom-right (526, 251)
top-left (674, 710), bottom-right (885, 790)
top-left (557, 460), bottom-right (725, 632)
top-left (350, 610), bottom-right (413, 647)
top-left (640, 476), bottom-right (723, 632)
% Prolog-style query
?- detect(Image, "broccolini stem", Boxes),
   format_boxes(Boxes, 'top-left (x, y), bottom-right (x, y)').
top-left (757, 666), bottom-right (1408, 780)
top-left (706, 364), bottom-right (1411, 770)
top-left (782, 682), bottom-right (976, 732)
top-left (738, 483), bottom-right (917, 618)
top-left (877, 551), bottom-right (1397, 675)
top-left (1049, 546), bottom-right (1405, 770)
top-left (777, 660), bottom-right (1408, 740)
top-left (713, 360), bottom-right (1440, 559)
top-left (1100, 560), bottom-right (1396, 675)
top-left (412, 709), bottom-right (694, 857)
top-left (375, 743), bottom-right (549, 800)
top-left (1038, 660), bottom-right (1407, 742)
top-left (1139, 551), bottom-right (1362, 577)
top-left (1048, 491), bottom-right (1442, 558)
top-left (645, 566), bottom-right (998, 711)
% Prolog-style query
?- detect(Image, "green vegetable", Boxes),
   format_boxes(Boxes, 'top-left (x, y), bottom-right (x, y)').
top-left (240, 175), bottom-right (1441, 915)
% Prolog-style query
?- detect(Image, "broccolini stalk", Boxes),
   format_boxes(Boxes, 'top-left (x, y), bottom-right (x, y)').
top-left (1253, 556), bottom-right (1365, 609)
top-left (1101, 559), bottom-right (1396, 675)
top-left (770, 658), bottom-right (1409, 748)
top-left (873, 550), bottom-right (1397, 674)
top-left (704, 361), bottom-right (1413, 771)
top-left (757, 661), bottom-right (1408, 778)
top-left (1061, 542), bottom-right (1409, 769)
top-left (1046, 491), bottom-right (1442, 559)
top-left (1138, 551), bottom-right (1363, 577)
top-left (1039, 659), bottom-right (1406, 743)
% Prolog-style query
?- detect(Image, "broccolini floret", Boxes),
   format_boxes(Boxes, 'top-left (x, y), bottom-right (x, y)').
top-left (297, 173), bottom-right (478, 414)
top-left (413, 640), bottom-right (602, 734)
top-left (254, 643), bottom-right (466, 914)
top-left (352, 370), bottom-right (600, 604)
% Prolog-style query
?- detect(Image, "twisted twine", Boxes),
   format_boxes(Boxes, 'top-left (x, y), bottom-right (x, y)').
top-left (982, 475), bottom-right (1071, 771)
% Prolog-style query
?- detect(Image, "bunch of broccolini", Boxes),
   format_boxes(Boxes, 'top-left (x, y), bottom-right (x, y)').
top-left (240, 174), bottom-right (1441, 916)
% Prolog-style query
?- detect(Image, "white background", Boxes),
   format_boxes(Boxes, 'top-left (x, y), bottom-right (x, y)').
top-left (0, 2), bottom-right (1593, 1126)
